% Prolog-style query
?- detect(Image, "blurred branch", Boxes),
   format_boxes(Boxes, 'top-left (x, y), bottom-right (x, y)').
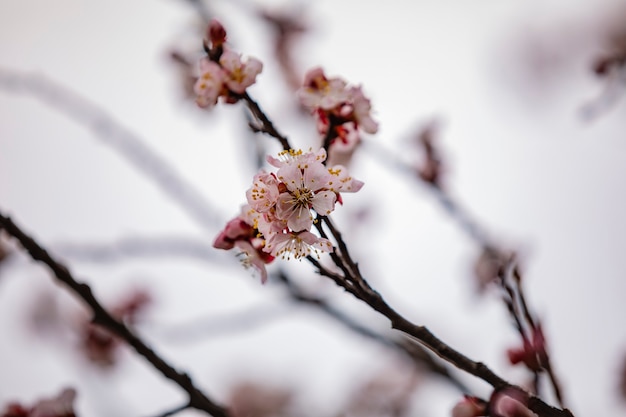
top-left (52, 235), bottom-right (229, 265)
top-left (307, 214), bottom-right (575, 417)
top-left (363, 133), bottom-right (567, 405)
top-left (275, 269), bottom-right (470, 394)
top-left (0, 210), bottom-right (230, 417)
top-left (0, 68), bottom-right (223, 232)
top-left (361, 139), bottom-right (494, 249)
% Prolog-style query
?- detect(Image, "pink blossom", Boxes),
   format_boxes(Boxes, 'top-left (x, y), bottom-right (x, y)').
top-left (265, 230), bottom-right (333, 260)
top-left (1, 388), bottom-right (78, 417)
top-left (349, 86), bottom-right (378, 134)
top-left (267, 148), bottom-right (327, 169)
top-left (275, 158), bottom-right (336, 232)
top-left (219, 49), bottom-right (263, 94)
top-left (215, 149), bottom-right (361, 277)
top-left (194, 58), bottom-right (226, 108)
top-left (298, 67), bottom-right (378, 154)
top-left (298, 67), bottom-right (350, 110)
top-left (327, 165), bottom-right (364, 194)
top-left (246, 171), bottom-right (280, 213)
top-left (213, 217), bottom-right (255, 250)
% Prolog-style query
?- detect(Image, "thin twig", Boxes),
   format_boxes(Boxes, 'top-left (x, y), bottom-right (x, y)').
top-left (241, 92), bottom-right (292, 150)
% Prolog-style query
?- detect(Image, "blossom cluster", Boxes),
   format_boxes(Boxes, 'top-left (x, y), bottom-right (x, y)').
top-left (298, 67), bottom-right (378, 148)
top-left (214, 148), bottom-right (363, 282)
top-left (194, 20), bottom-right (263, 109)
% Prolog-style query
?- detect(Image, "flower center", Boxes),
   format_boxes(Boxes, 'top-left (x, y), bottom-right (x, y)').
top-left (292, 188), bottom-right (313, 208)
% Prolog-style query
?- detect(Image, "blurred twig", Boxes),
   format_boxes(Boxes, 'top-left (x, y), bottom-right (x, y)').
top-left (0, 68), bottom-right (224, 232)
top-left (52, 235), bottom-right (229, 265)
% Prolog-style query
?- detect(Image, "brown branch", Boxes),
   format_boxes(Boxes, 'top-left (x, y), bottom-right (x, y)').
top-left (241, 92), bottom-right (292, 151)
top-left (310, 215), bottom-right (575, 417)
top-left (0, 210), bottom-right (230, 417)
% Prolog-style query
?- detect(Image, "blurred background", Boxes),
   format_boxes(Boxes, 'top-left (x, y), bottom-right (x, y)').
top-left (1, 0), bottom-right (625, 416)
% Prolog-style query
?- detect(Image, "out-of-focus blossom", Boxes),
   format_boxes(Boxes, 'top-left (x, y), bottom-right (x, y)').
top-left (489, 389), bottom-right (536, 417)
top-left (298, 68), bottom-right (378, 162)
top-left (194, 20), bottom-right (263, 109)
top-left (344, 361), bottom-right (420, 417)
top-left (299, 67), bottom-right (350, 110)
top-left (274, 159), bottom-right (336, 232)
top-left (451, 396), bottom-right (486, 417)
top-left (1, 388), bottom-right (77, 417)
top-left (229, 382), bottom-right (292, 417)
top-left (473, 248), bottom-right (511, 293)
top-left (219, 50), bottom-right (263, 94)
top-left (507, 325), bottom-right (547, 372)
top-left (349, 86), bottom-right (379, 134)
top-left (194, 58), bottom-right (226, 109)
top-left (77, 289), bottom-right (152, 368)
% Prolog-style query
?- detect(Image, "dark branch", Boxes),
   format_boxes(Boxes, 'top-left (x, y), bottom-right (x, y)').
top-left (0, 210), bottom-right (230, 417)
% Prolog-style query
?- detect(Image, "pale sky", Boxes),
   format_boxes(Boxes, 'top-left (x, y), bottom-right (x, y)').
top-left (1, 1), bottom-right (625, 416)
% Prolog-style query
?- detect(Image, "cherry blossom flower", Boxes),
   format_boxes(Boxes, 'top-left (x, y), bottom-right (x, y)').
top-left (275, 160), bottom-right (336, 232)
top-left (246, 171), bottom-right (280, 213)
top-left (327, 165), bottom-right (364, 195)
top-left (297, 68), bottom-right (378, 153)
top-left (194, 58), bottom-right (226, 108)
top-left (264, 230), bottom-right (333, 260)
top-left (219, 49), bottom-right (263, 94)
top-left (194, 20), bottom-right (263, 108)
top-left (77, 288), bottom-right (152, 367)
top-left (298, 67), bottom-right (350, 110)
top-left (213, 206), bottom-right (275, 283)
top-left (349, 86), bottom-right (379, 134)
top-left (215, 149), bottom-right (361, 277)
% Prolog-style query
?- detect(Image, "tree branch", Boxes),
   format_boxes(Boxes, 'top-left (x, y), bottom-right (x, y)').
top-left (0, 210), bottom-right (230, 417)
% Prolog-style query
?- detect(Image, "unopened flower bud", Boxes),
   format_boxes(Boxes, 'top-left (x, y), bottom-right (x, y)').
top-left (208, 19), bottom-right (227, 48)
